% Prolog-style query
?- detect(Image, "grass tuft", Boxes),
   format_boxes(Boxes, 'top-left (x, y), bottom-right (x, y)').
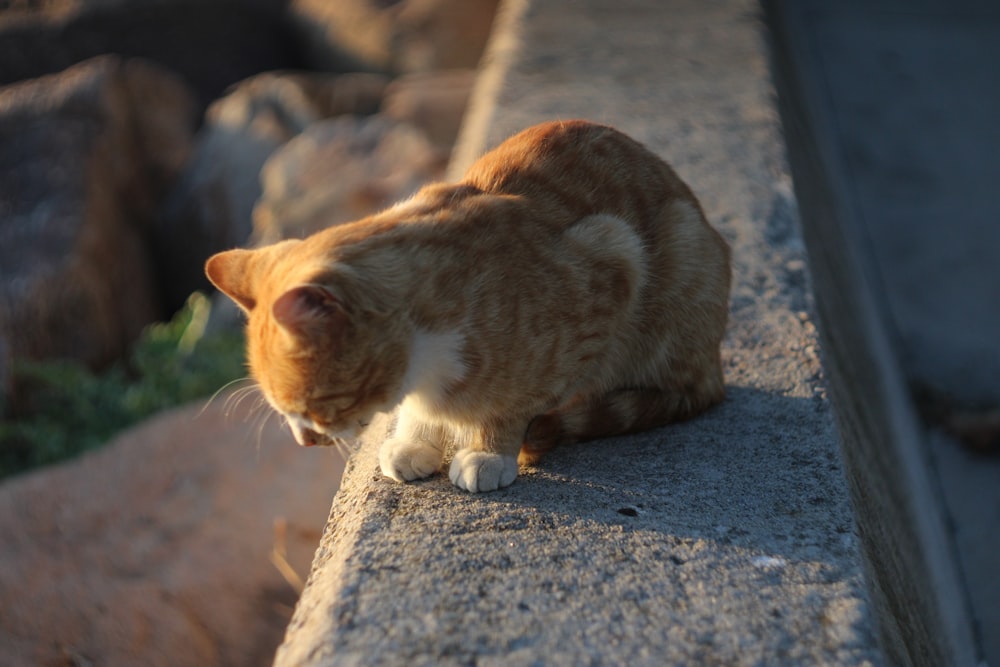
top-left (0, 293), bottom-right (246, 479)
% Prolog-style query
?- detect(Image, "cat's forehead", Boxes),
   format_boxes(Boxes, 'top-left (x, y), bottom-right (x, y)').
top-left (255, 249), bottom-right (333, 301)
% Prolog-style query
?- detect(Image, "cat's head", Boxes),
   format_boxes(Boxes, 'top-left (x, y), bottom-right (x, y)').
top-left (205, 242), bottom-right (409, 447)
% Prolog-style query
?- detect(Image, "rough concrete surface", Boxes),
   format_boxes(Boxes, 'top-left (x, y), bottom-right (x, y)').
top-left (765, 2), bottom-right (1000, 664)
top-left (275, 0), bottom-right (882, 664)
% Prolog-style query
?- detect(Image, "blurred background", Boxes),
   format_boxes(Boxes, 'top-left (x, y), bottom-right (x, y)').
top-left (0, 0), bottom-right (498, 664)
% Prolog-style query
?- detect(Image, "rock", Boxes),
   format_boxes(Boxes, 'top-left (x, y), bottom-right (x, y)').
top-left (390, 0), bottom-right (500, 73)
top-left (252, 115), bottom-right (444, 244)
top-left (287, 0), bottom-right (500, 75)
top-left (287, 0), bottom-right (395, 73)
top-left (381, 68), bottom-right (477, 149)
top-left (0, 55), bottom-right (197, 374)
top-left (155, 71), bottom-right (389, 312)
top-left (208, 71), bottom-right (390, 140)
top-left (0, 395), bottom-right (346, 667)
top-left (0, 0), bottom-right (303, 111)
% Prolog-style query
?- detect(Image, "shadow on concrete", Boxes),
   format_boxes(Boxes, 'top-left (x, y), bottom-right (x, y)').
top-left (303, 384), bottom-right (878, 664)
top-left (399, 385), bottom-right (857, 571)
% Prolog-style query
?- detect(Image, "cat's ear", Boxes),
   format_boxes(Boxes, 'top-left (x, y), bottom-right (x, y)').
top-left (205, 249), bottom-right (258, 313)
top-left (272, 285), bottom-right (345, 338)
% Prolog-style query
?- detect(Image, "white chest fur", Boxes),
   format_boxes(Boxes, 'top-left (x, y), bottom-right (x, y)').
top-left (398, 329), bottom-right (467, 414)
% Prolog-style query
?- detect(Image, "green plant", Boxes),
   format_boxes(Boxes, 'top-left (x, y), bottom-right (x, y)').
top-left (0, 292), bottom-right (247, 479)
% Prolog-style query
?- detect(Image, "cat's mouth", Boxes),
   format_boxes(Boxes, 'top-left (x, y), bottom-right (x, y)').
top-left (297, 428), bottom-right (357, 450)
top-left (286, 412), bottom-right (370, 448)
top-left (296, 423), bottom-right (369, 448)
top-left (297, 427), bottom-right (329, 447)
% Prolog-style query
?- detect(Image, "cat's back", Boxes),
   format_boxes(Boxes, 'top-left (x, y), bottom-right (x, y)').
top-left (460, 120), bottom-right (698, 222)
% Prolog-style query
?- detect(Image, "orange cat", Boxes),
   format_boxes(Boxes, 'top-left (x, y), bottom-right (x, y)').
top-left (205, 120), bottom-right (731, 492)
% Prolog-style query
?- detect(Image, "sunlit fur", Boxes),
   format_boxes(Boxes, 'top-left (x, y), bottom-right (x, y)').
top-left (205, 120), bottom-right (731, 492)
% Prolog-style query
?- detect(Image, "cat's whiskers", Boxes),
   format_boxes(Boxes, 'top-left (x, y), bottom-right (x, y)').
top-left (248, 392), bottom-right (271, 422)
top-left (199, 376), bottom-right (257, 419)
top-left (330, 437), bottom-right (356, 460)
top-left (251, 404), bottom-right (281, 455)
top-left (223, 383), bottom-right (265, 418)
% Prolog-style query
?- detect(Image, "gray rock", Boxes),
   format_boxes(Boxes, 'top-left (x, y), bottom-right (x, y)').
top-left (381, 69), bottom-right (477, 149)
top-left (389, 0), bottom-right (500, 73)
top-left (286, 0), bottom-right (395, 73)
top-left (252, 114), bottom-right (443, 244)
top-left (156, 71), bottom-right (389, 311)
top-left (0, 55), bottom-right (197, 372)
top-left (0, 0), bottom-right (302, 111)
top-left (287, 0), bottom-right (500, 75)
top-left (209, 71), bottom-right (389, 139)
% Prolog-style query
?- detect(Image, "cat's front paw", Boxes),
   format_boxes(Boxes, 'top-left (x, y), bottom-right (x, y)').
top-left (379, 438), bottom-right (443, 482)
top-left (448, 450), bottom-right (518, 493)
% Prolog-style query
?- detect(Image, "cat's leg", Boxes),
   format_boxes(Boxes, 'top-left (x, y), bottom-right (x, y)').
top-left (448, 419), bottom-right (523, 493)
top-left (520, 365), bottom-right (725, 464)
top-left (379, 401), bottom-right (449, 482)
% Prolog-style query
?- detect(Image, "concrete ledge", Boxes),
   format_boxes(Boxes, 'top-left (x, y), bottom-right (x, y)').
top-left (274, 1), bottom-right (882, 664)
top-left (764, 2), bottom-right (1000, 665)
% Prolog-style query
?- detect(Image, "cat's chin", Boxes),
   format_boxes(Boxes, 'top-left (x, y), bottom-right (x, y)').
top-left (300, 431), bottom-right (331, 447)
top-left (285, 411), bottom-right (368, 447)
top-left (293, 427), bottom-right (330, 448)
top-left (315, 419), bottom-right (380, 448)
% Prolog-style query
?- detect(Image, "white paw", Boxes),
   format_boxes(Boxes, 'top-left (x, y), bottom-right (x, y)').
top-left (379, 438), bottom-right (442, 482)
top-left (448, 450), bottom-right (518, 493)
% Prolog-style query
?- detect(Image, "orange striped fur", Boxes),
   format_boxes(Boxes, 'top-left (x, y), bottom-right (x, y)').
top-left (205, 120), bottom-right (731, 492)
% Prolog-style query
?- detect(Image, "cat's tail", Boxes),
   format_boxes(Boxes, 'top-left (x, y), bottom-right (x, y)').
top-left (518, 381), bottom-right (724, 465)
